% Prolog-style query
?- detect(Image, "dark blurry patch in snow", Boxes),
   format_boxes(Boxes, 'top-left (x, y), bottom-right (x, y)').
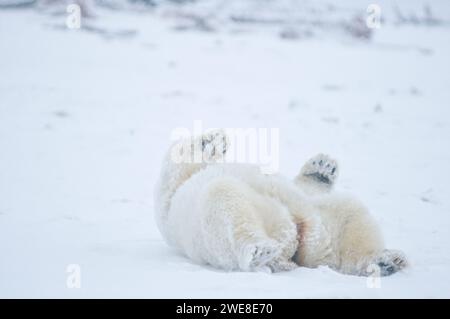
top-left (393, 4), bottom-right (445, 26)
top-left (386, 87), bottom-right (422, 97)
top-left (342, 15), bottom-right (372, 40)
top-left (172, 12), bottom-right (216, 32)
top-left (418, 48), bottom-right (434, 56)
top-left (409, 86), bottom-right (421, 96)
top-left (421, 196), bottom-right (432, 203)
top-left (83, 24), bottom-right (137, 38)
top-left (142, 42), bottom-right (157, 49)
top-left (322, 84), bottom-right (343, 92)
top-left (62, 215), bottom-right (81, 222)
top-left (33, 0), bottom-right (97, 18)
top-left (0, 0), bottom-right (35, 8)
top-left (229, 15), bottom-right (284, 25)
top-left (111, 198), bottom-right (132, 204)
top-left (161, 90), bottom-right (192, 99)
top-left (279, 28), bottom-right (313, 40)
top-left (288, 100), bottom-right (299, 110)
top-left (46, 22), bottom-right (137, 39)
top-left (374, 104), bottom-right (383, 113)
top-left (53, 110), bottom-right (70, 118)
top-left (321, 116), bottom-right (340, 124)
top-left (373, 43), bottom-right (434, 57)
top-left (419, 189), bottom-right (438, 205)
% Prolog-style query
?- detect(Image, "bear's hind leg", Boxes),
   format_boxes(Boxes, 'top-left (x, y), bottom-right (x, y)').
top-left (258, 205), bottom-right (299, 272)
top-left (364, 249), bottom-right (408, 276)
top-left (334, 202), bottom-right (408, 276)
top-left (239, 240), bottom-right (282, 272)
top-left (200, 177), bottom-right (282, 272)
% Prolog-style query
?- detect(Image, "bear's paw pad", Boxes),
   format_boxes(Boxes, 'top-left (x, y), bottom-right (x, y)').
top-left (302, 153), bottom-right (338, 185)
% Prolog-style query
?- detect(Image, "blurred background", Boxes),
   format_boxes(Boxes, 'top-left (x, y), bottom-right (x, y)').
top-left (1, 0), bottom-right (450, 298)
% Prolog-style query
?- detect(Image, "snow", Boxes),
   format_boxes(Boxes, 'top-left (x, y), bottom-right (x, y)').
top-left (1, 1), bottom-right (450, 298)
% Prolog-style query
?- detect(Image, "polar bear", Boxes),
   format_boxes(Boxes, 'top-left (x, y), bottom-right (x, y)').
top-left (154, 130), bottom-right (408, 276)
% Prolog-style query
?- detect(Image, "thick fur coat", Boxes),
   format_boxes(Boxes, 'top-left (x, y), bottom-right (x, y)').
top-left (154, 131), bottom-right (407, 276)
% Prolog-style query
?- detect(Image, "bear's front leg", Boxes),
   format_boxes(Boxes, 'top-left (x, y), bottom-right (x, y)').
top-left (295, 154), bottom-right (338, 194)
top-left (200, 129), bottom-right (229, 163)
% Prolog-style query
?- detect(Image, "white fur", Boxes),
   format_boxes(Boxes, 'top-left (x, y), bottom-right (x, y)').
top-left (154, 132), bottom-right (408, 276)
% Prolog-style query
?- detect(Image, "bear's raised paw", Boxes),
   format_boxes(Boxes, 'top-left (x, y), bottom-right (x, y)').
top-left (301, 153), bottom-right (338, 186)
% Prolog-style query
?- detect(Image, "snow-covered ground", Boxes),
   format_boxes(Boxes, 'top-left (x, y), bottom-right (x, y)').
top-left (1, 1), bottom-right (450, 298)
